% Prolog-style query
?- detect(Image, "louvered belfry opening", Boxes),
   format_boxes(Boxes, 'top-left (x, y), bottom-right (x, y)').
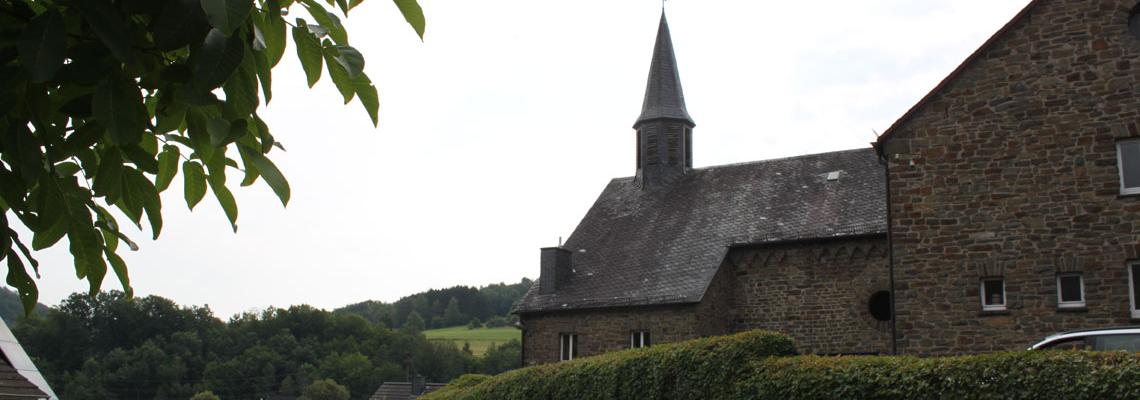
top-left (634, 13), bottom-right (695, 188)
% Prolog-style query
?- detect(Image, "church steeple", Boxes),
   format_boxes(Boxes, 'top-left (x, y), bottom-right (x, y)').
top-left (634, 12), bottom-right (695, 187)
top-left (635, 13), bottom-right (693, 127)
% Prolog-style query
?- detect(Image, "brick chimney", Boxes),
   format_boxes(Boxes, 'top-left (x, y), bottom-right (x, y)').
top-left (539, 247), bottom-right (572, 295)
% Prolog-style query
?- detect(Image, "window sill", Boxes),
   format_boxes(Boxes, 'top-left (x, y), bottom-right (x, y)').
top-left (1056, 306), bottom-right (1087, 313)
top-left (979, 309), bottom-right (1010, 316)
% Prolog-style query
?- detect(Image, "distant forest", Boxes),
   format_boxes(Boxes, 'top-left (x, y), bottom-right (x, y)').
top-left (6, 279), bottom-right (534, 400)
top-left (335, 278), bottom-right (533, 329)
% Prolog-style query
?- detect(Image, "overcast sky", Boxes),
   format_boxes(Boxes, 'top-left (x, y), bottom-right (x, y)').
top-left (24, 0), bottom-right (1034, 318)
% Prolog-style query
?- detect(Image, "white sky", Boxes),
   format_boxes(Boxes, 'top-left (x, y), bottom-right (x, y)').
top-left (24, 0), bottom-right (1034, 318)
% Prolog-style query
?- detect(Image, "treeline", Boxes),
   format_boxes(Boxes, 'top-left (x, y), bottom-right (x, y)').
top-left (335, 279), bottom-right (532, 329)
top-left (14, 291), bottom-right (522, 400)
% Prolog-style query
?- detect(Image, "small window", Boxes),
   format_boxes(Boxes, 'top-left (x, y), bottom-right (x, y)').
top-left (1057, 273), bottom-right (1085, 308)
top-left (630, 331), bottom-right (651, 349)
top-left (559, 333), bottom-right (577, 361)
top-left (981, 278), bottom-right (1006, 311)
top-left (1117, 139), bottom-right (1140, 195)
top-left (1130, 262), bottom-right (1140, 319)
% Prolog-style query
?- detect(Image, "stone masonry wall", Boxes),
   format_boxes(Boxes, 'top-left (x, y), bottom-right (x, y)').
top-left (881, 0), bottom-right (1140, 355)
top-left (519, 300), bottom-right (730, 366)
top-left (728, 236), bottom-right (892, 354)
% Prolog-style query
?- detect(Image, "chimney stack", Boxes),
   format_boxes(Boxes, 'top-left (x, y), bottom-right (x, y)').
top-left (539, 247), bottom-right (572, 294)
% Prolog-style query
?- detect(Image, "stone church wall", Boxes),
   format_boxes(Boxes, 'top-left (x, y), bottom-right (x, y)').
top-left (881, 0), bottom-right (1140, 355)
top-left (727, 236), bottom-right (892, 354)
top-left (519, 303), bottom-right (725, 366)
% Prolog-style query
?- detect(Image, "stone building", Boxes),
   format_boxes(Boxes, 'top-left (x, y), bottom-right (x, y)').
top-left (516, 0), bottom-right (1140, 364)
top-left (877, 0), bottom-right (1140, 355)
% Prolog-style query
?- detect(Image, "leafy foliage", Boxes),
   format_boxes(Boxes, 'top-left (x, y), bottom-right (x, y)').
top-left (14, 291), bottom-right (520, 399)
top-left (429, 331), bottom-right (1140, 400)
top-left (300, 378), bottom-right (350, 400)
top-left (421, 330), bottom-right (798, 400)
top-left (335, 278), bottom-right (533, 329)
top-left (0, 0), bottom-right (425, 314)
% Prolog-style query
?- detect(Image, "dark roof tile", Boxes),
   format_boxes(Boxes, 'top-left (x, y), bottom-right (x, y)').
top-left (517, 148), bottom-right (885, 313)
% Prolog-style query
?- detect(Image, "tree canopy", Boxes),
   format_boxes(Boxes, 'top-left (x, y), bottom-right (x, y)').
top-left (16, 291), bottom-right (521, 399)
top-left (0, 0), bottom-right (425, 313)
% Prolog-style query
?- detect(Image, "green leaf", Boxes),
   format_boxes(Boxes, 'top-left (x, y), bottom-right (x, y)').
top-left (4, 125), bottom-right (45, 186)
top-left (104, 249), bottom-right (133, 297)
top-left (353, 73), bottom-right (379, 127)
top-left (72, 0), bottom-right (139, 66)
top-left (183, 161), bottom-right (208, 209)
top-left (323, 45), bottom-right (354, 103)
top-left (67, 218), bottom-right (106, 283)
top-left (94, 77), bottom-right (147, 145)
top-left (5, 251), bottom-right (38, 317)
top-left (122, 168), bottom-right (163, 239)
top-left (292, 22), bottom-right (324, 87)
top-left (240, 145), bottom-right (290, 206)
top-left (237, 145), bottom-right (260, 186)
top-left (154, 0), bottom-right (211, 51)
top-left (253, 46), bottom-right (273, 104)
top-left (155, 101), bottom-right (188, 134)
top-left (31, 215), bottom-right (67, 251)
top-left (92, 148), bottom-right (123, 202)
top-left (257, 2), bottom-right (288, 66)
top-left (193, 28), bottom-right (247, 91)
top-left (156, 145), bottom-right (181, 192)
top-left (301, 0), bottom-right (347, 44)
top-left (333, 45), bottom-right (364, 78)
top-left (392, 0), bottom-right (425, 40)
top-left (201, 0), bottom-right (253, 35)
top-left (121, 145), bottom-right (160, 175)
top-left (335, 0), bottom-right (349, 15)
top-left (207, 118), bottom-right (248, 147)
top-left (18, 10), bottom-right (66, 82)
top-left (223, 44), bottom-right (260, 115)
top-left (208, 177), bottom-right (239, 232)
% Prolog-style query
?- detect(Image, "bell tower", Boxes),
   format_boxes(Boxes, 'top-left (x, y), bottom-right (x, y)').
top-left (633, 13), bottom-right (695, 188)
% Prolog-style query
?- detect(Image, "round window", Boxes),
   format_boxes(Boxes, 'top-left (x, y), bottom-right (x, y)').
top-left (868, 291), bottom-right (892, 322)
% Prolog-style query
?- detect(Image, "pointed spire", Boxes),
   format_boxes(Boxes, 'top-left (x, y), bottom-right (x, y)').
top-left (634, 12), bottom-right (694, 128)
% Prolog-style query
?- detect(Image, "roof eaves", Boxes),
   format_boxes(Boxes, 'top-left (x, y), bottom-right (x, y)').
top-left (874, 0), bottom-right (1045, 148)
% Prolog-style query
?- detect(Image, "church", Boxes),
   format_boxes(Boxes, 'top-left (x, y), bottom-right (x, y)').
top-left (515, 0), bottom-right (1140, 365)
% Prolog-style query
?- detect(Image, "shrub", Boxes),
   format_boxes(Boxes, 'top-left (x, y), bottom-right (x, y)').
top-left (421, 329), bottom-right (797, 400)
top-left (740, 351), bottom-right (1140, 400)
top-left (190, 391), bottom-right (220, 400)
top-left (425, 374), bottom-right (492, 399)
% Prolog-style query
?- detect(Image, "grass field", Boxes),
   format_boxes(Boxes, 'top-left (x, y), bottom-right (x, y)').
top-left (423, 326), bottom-right (520, 356)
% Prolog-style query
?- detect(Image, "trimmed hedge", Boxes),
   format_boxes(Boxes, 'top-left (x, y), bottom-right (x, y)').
top-left (743, 351), bottom-right (1140, 400)
top-left (420, 329), bottom-right (797, 400)
top-left (425, 330), bottom-right (1140, 400)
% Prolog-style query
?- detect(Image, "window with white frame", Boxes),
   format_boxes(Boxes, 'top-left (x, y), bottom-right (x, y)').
top-left (1130, 262), bottom-right (1140, 319)
top-left (981, 278), bottom-right (1006, 311)
top-left (1057, 273), bottom-right (1085, 309)
top-left (630, 331), bottom-right (651, 349)
top-left (559, 333), bottom-right (577, 361)
top-left (1117, 139), bottom-right (1140, 195)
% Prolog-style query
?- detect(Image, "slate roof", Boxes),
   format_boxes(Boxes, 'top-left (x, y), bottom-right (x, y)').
top-left (516, 148), bottom-right (886, 313)
top-left (369, 382), bottom-right (445, 400)
top-left (634, 13), bottom-right (693, 127)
